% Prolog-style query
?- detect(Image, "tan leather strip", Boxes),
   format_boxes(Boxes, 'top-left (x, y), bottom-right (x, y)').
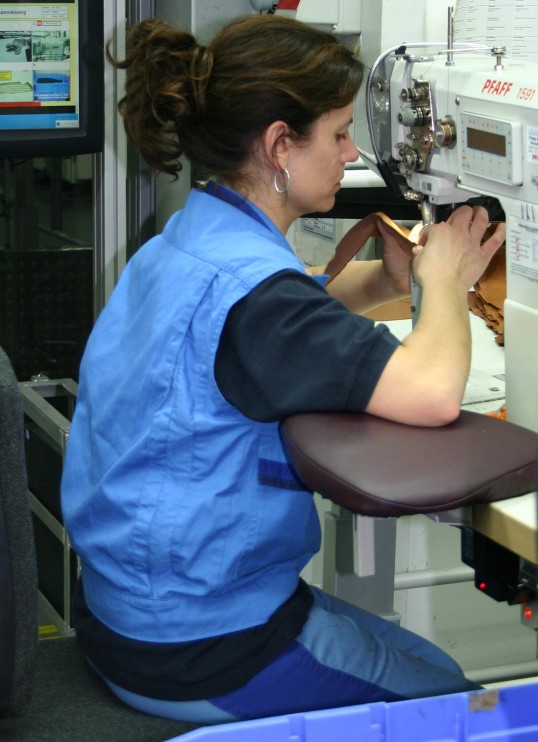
top-left (324, 212), bottom-right (414, 284)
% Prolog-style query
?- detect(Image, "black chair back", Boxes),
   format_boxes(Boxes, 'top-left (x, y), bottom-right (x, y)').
top-left (0, 346), bottom-right (38, 718)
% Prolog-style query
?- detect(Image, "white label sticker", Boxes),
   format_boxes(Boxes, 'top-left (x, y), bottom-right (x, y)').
top-left (510, 221), bottom-right (538, 281)
top-left (528, 126), bottom-right (538, 164)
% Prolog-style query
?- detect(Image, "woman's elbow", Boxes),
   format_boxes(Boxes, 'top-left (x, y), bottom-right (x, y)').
top-left (365, 357), bottom-right (465, 427)
top-left (427, 403), bottom-right (461, 427)
top-left (366, 389), bottom-right (462, 427)
top-left (417, 390), bottom-right (462, 427)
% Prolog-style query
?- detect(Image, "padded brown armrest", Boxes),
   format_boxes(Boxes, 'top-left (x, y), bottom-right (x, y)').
top-left (280, 410), bottom-right (538, 517)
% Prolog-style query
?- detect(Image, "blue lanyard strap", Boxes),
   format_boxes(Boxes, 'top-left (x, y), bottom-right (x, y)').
top-left (204, 181), bottom-right (270, 232)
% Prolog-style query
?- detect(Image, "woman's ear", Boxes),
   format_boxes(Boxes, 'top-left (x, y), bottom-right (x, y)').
top-left (262, 120), bottom-right (291, 169)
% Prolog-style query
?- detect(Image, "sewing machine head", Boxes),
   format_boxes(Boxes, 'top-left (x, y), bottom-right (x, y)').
top-left (362, 37), bottom-right (538, 433)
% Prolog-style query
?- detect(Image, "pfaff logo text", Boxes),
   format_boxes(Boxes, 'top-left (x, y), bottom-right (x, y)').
top-left (481, 80), bottom-right (513, 96)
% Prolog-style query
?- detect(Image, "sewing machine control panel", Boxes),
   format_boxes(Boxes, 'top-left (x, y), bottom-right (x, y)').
top-left (459, 112), bottom-right (523, 186)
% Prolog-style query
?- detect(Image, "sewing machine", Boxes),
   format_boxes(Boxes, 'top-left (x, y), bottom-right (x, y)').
top-left (356, 12), bottom-right (538, 622)
top-left (364, 19), bottom-right (538, 428)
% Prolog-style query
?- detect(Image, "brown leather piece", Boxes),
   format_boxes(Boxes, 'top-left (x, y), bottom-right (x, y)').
top-left (468, 244), bottom-right (506, 345)
top-left (324, 212), bottom-right (415, 284)
top-left (281, 410), bottom-right (538, 517)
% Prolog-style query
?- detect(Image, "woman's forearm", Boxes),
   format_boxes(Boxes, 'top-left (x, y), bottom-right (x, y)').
top-left (323, 259), bottom-right (410, 313)
top-left (365, 278), bottom-right (472, 427)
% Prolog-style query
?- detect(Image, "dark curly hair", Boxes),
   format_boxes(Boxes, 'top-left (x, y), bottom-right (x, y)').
top-left (107, 14), bottom-right (363, 183)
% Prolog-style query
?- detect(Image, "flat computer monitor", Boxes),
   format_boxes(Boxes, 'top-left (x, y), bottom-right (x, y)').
top-left (0, 0), bottom-right (103, 157)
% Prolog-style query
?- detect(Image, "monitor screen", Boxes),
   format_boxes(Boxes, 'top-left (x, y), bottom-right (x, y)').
top-left (0, 0), bottom-right (103, 157)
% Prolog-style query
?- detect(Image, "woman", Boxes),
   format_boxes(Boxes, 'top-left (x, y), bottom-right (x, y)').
top-left (61, 14), bottom-right (505, 724)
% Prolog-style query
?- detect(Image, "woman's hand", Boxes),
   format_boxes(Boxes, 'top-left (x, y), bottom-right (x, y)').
top-left (411, 205), bottom-right (505, 290)
top-left (365, 204), bottom-right (506, 427)
top-left (323, 217), bottom-right (420, 312)
top-left (376, 220), bottom-right (418, 297)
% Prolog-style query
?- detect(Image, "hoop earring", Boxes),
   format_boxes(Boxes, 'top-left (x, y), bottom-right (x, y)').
top-left (273, 168), bottom-right (290, 194)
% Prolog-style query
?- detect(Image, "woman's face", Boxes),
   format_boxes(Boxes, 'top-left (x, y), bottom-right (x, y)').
top-left (286, 102), bottom-right (359, 217)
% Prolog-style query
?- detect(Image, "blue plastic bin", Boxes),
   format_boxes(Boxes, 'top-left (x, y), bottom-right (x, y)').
top-left (168, 682), bottom-right (538, 741)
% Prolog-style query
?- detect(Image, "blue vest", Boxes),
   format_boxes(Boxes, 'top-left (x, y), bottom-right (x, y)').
top-left (61, 186), bottom-right (321, 642)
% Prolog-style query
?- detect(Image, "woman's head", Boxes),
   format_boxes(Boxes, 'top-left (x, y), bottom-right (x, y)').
top-left (108, 14), bottom-right (363, 185)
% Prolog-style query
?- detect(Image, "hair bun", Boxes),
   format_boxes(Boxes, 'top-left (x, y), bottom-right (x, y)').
top-left (188, 44), bottom-right (213, 120)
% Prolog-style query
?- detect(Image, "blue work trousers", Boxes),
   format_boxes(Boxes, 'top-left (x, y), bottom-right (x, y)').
top-left (99, 586), bottom-right (479, 724)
